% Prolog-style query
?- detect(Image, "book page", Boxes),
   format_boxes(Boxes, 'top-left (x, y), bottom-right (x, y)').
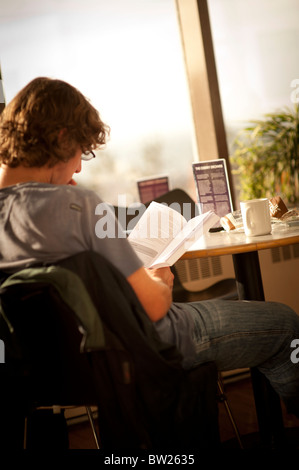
top-left (149, 211), bottom-right (220, 268)
top-left (128, 202), bottom-right (187, 267)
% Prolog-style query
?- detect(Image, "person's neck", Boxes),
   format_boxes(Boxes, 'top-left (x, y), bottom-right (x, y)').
top-left (0, 165), bottom-right (52, 188)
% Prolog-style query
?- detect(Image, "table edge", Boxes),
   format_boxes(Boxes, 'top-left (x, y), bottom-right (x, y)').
top-left (182, 234), bottom-right (299, 259)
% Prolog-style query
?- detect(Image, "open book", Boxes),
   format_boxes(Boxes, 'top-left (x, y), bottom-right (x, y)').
top-left (128, 201), bottom-right (219, 268)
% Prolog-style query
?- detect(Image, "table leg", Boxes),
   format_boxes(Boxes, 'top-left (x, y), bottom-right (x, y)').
top-left (232, 251), bottom-right (285, 448)
top-left (233, 251), bottom-right (264, 301)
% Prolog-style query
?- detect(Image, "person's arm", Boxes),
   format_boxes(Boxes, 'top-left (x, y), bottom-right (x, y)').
top-left (127, 266), bottom-right (174, 322)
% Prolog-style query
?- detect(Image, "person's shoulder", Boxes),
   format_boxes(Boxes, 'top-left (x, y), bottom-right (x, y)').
top-left (23, 182), bottom-right (101, 201)
top-left (15, 182), bottom-right (104, 211)
top-left (64, 184), bottom-right (105, 207)
top-left (56, 183), bottom-right (99, 198)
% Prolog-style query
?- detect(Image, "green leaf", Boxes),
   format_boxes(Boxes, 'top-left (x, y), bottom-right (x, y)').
top-left (230, 104), bottom-right (299, 204)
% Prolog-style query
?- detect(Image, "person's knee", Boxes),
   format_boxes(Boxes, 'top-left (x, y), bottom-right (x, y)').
top-left (270, 302), bottom-right (299, 332)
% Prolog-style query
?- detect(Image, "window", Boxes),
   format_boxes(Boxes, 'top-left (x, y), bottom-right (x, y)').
top-left (0, 0), bottom-right (195, 205)
top-left (208, 0), bottom-right (299, 153)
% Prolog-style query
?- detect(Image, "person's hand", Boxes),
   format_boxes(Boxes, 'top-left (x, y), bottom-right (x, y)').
top-left (146, 266), bottom-right (174, 290)
top-left (128, 266), bottom-right (174, 321)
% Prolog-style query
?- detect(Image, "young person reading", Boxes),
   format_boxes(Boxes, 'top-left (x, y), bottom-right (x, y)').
top-left (0, 77), bottom-right (298, 421)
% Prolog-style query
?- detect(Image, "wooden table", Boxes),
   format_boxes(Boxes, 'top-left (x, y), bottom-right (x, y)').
top-left (183, 226), bottom-right (299, 260)
top-left (182, 225), bottom-right (299, 448)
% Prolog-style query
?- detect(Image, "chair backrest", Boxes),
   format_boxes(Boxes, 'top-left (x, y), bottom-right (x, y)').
top-left (113, 188), bottom-right (199, 233)
top-left (149, 188), bottom-right (200, 220)
top-left (0, 279), bottom-right (98, 406)
top-left (0, 273), bottom-right (103, 449)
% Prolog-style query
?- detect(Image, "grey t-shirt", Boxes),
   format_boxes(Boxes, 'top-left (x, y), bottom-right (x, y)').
top-left (0, 182), bottom-right (196, 368)
top-left (0, 182), bottom-right (142, 276)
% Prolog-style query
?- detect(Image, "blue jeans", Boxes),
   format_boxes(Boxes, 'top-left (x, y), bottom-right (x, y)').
top-left (185, 299), bottom-right (299, 412)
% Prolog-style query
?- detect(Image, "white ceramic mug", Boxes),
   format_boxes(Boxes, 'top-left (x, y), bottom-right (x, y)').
top-left (240, 198), bottom-right (271, 236)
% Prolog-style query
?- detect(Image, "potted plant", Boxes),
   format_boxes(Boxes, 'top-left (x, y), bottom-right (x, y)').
top-left (230, 105), bottom-right (299, 205)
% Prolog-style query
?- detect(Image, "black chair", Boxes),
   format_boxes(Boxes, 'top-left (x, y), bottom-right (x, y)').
top-left (0, 252), bottom-right (221, 450)
top-left (0, 267), bottom-right (102, 449)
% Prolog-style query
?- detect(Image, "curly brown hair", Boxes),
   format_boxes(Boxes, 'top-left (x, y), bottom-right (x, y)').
top-left (0, 77), bottom-right (110, 168)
